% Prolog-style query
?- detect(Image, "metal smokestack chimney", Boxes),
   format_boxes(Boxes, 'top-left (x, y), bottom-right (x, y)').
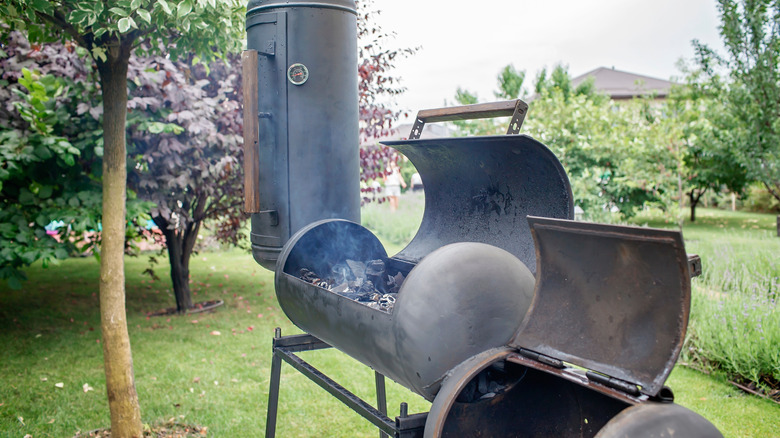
top-left (243, 0), bottom-right (360, 270)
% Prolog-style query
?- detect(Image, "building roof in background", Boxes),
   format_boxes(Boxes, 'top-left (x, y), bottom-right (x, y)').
top-left (571, 67), bottom-right (675, 99)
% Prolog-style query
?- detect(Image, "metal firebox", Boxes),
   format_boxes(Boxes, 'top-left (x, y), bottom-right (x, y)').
top-left (243, 1), bottom-right (723, 436)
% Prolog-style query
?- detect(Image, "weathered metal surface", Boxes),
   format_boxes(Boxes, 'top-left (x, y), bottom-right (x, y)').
top-left (246, 0), bottom-right (360, 270)
top-left (276, 221), bottom-right (536, 401)
top-left (425, 349), bottom-right (629, 438)
top-left (511, 216), bottom-right (692, 397)
top-left (382, 135), bottom-right (573, 273)
top-left (594, 403), bottom-right (724, 438)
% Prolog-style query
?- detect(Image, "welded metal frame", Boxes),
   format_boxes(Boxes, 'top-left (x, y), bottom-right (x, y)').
top-left (265, 328), bottom-right (427, 438)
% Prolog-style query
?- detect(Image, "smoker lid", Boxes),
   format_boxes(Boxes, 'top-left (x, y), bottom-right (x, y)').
top-left (382, 135), bottom-right (573, 273)
top-left (510, 217), bottom-right (691, 397)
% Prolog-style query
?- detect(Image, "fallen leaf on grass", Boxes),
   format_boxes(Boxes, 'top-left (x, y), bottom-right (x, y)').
top-left (18, 416), bottom-right (24, 425)
top-left (48, 418), bottom-right (56, 423)
top-left (210, 330), bottom-right (221, 336)
top-left (83, 383), bottom-right (94, 393)
top-left (55, 382), bottom-right (64, 388)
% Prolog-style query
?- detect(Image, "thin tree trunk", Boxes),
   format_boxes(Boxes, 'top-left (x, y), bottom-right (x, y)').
top-left (689, 192), bottom-right (698, 222)
top-left (165, 229), bottom-right (194, 312)
top-left (688, 188), bottom-right (705, 223)
top-left (96, 44), bottom-right (143, 437)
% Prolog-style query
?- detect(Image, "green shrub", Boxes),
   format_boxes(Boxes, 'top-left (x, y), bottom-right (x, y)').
top-left (742, 183), bottom-right (780, 214)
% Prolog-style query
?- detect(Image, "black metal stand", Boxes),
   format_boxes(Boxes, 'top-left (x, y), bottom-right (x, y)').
top-left (265, 328), bottom-right (427, 438)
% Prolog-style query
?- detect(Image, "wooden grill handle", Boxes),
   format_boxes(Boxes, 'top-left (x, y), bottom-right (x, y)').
top-left (242, 50), bottom-right (261, 213)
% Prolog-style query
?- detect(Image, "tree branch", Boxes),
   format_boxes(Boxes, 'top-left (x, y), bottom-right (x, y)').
top-left (34, 10), bottom-right (89, 48)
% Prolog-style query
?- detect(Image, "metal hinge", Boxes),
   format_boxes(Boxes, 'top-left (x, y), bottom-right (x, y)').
top-left (586, 371), bottom-right (641, 396)
top-left (517, 348), bottom-right (565, 369)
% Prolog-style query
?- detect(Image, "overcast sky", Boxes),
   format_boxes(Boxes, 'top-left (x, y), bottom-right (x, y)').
top-left (371, 0), bottom-right (725, 121)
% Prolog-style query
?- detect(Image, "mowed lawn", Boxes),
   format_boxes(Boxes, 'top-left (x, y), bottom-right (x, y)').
top-left (0, 204), bottom-right (778, 437)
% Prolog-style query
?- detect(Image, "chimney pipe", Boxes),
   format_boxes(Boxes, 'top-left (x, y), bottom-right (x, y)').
top-left (244, 0), bottom-right (360, 270)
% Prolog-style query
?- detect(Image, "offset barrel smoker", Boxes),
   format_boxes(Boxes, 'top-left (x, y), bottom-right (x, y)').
top-left (243, 1), bottom-right (723, 436)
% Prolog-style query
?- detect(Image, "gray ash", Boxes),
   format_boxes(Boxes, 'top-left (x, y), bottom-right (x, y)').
top-left (297, 259), bottom-right (405, 312)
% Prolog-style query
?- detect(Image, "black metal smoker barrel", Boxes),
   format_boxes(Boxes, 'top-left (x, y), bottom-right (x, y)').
top-left (244, 0), bottom-right (360, 269)
top-left (275, 134), bottom-right (574, 400)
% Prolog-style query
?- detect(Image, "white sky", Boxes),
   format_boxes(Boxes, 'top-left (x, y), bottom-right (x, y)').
top-left (371, 0), bottom-right (725, 121)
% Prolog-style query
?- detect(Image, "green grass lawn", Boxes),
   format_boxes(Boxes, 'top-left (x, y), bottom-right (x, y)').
top-left (0, 202), bottom-right (778, 437)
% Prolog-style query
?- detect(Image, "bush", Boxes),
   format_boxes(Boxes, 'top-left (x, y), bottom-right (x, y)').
top-left (685, 238), bottom-right (780, 394)
top-left (742, 183), bottom-right (780, 214)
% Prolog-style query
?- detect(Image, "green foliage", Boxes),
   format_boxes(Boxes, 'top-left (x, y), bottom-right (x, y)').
top-left (452, 62), bottom-right (755, 221)
top-left (0, 0), bottom-right (244, 63)
top-left (454, 64), bottom-right (673, 219)
top-left (743, 182), bottom-right (780, 213)
top-left (0, 34), bottom-right (153, 288)
top-left (668, 59), bottom-right (749, 222)
top-left (695, 0), bottom-right (780, 203)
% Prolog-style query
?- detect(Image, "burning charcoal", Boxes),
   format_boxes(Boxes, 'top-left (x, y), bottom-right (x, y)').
top-left (388, 272), bottom-right (406, 294)
top-left (365, 259), bottom-right (388, 294)
top-left (357, 280), bottom-right (377, 295)
top-left (346, 259), bottom-right (366, 279)
top-left (378, 293), bottom-right (396, 312)
top-left (299, 268), bottom-right (320, 284)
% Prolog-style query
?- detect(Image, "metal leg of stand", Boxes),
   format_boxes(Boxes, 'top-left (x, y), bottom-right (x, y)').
top-left (266, 329), bottom-right (283, 438)
top-left (375, 371), bottom-right (388, 438)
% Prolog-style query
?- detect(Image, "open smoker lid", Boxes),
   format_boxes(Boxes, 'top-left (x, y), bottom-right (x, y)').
top-left (382, 135), bottom-right (573, 273)
top-left (510, 217), bottom-right (692, 396)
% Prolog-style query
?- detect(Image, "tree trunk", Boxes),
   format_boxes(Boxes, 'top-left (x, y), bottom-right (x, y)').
top-left (164, 228), bottom-right (194, 312)
top-left (155, 215), bottom-right (202, 313)
top-left (688, 189), bottom-right (705, 223)
top-left (96, 44), bottom-right (143, 437)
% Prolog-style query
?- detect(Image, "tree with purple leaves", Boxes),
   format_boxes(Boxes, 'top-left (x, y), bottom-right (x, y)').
top-left (127, 51), bottom-right (245, 313)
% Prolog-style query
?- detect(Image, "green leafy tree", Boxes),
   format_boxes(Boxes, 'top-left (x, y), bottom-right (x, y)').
top-left (695, 0), bottom-right (780, 210)
top-left (668, 62), bottom-right (749, 221)
top-left (454, 64), bottom-right (672, 219)
top-left (0, 34), bottom-right (152, 288)
top-left (0, 1), bottom-right (243, 435)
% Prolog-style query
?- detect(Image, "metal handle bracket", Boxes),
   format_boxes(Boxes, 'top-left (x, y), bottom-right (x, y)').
top-left (408, 99), bottom-right (528, 139)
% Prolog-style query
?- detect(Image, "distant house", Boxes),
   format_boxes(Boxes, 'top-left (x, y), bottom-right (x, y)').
top-left (571, 67), bottom-right (675, 100)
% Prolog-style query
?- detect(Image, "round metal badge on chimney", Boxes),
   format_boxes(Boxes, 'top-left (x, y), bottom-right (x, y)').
top-left (287, 63), bottom-right (309, 85)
